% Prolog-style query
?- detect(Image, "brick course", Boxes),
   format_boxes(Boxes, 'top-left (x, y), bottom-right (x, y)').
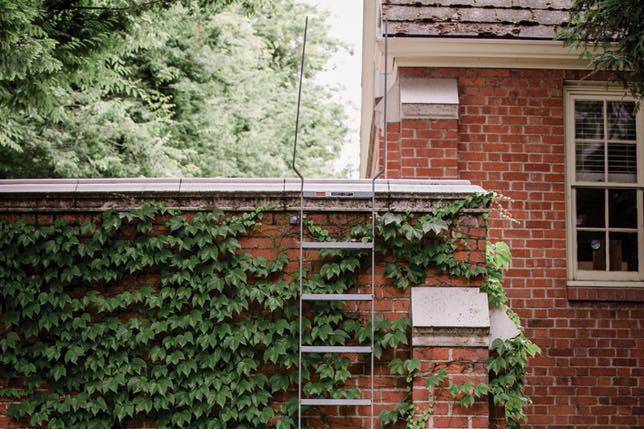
top-left (414, 347), bottom-right (489, 429)
top-left (374, 67), bottom-right (644, 429)
top-left (0, 193), bottom-right (488, 429)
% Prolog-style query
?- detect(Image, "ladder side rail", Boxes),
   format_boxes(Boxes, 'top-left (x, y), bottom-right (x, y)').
top-left (370, 19), bottom-right (389, 429)
top-left (293, 17), bottom-right (388, 428)
top-left (292, 17), bottom-right (308, 429)
top-left (370, 178), bottom-right (376, 429)
top-left (302, 241), bottom-right (373, 249)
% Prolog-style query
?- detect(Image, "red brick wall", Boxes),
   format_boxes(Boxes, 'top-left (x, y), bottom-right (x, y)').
top-left (414, 347), bottom-right (490, 429)
top-left (0, 198), bottom-right (488, 429)
top-left (377, 119), bottom-right (459, 179)
top-left (375, 67), bottom-right (644, 429)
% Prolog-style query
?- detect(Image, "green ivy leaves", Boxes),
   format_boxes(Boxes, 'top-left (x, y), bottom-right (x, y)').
top-left (487, 337), bottom-right (541, 427)
top-left (450, 382), bottom-right (490, 408)
top-left (380, 362), bottom-right (446, 429)
top-left (0, 206), bottom-right (300, 428)
top-left (0, 204), bottom-right (418, 428)
top-left (0, 193), bottom-right (536, 429)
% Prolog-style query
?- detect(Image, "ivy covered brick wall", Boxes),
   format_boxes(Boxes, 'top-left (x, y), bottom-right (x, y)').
top-left (0, 181), bottom-right (537, 429)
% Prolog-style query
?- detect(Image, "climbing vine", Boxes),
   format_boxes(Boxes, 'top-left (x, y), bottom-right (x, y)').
top-left (380, 360), bottom-right (447, 429)
top-left (375, 204), bottom-right (540, 429)
top-left (0, 193), bottom-right (537, 429)
top-left (480, 242), bottom-right (541, 429)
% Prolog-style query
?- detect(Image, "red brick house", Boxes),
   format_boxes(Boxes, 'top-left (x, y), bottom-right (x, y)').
top-left (361, 1), bottom-right (643, 428)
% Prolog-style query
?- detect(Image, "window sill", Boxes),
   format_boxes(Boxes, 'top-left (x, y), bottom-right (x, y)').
top-left (567, 280), bottom-right (644, 302)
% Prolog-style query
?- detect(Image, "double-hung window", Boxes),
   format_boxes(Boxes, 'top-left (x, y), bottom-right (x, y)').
top-left (566, 87), bottom-right (644, 285)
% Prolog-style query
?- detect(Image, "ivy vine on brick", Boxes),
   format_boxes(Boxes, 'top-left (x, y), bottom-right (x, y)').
top-left (0, 193), bottom-right (537, 429)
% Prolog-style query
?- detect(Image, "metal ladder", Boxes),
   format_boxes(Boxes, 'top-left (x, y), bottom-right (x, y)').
top-left (292, 17), bottom-right (388, 429)
top-left (295, 187), bottom-right (376, 426)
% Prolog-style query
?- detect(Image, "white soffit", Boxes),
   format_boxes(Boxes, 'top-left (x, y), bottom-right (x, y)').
top-left (378, 38), bottom-right (591, 70)
top-left (374, 63), bottom-right (401, 123)
top-left (374, 81), bottom-right (401, 124)
top-left (400, 77), bottom-right (459, 105)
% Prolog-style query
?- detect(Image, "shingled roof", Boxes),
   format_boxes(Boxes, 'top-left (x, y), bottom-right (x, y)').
top-left (382, 0), bottom-right (572, 39)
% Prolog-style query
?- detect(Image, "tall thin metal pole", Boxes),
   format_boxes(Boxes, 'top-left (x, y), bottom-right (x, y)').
top-left (292, 16), bottom-right (308, 184)
top-left (374, 20), bottom-right (389, 182)
top-left (292, 16), bottom-right (308, 429)
top-left (370, 19), bottom-right (388, 429)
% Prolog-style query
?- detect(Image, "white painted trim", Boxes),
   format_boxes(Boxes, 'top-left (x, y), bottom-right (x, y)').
top-left (565, 81), bottom-right (632, 95)
top-left (564, 87), bottom-right (574, 281)
top-left (564, 86), bottom-right (644, 284)
top-left (360, 0), bottom-right (378, 178)
top-left (639, 189), bottom-right (644, 280)
top-left (567, 280), bottom-right (644, 289)
top-left (378, 38), bottom-right (592, 70)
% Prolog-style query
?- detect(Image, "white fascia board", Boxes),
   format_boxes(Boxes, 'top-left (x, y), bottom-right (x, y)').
top-left (360, 0), bottom-right (378, 178)
top-left (376, 37), bottom-right (591, 70)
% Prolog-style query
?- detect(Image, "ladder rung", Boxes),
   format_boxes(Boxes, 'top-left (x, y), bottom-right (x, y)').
top-left (300, 399), bottom-right (371, 406)
top-left (302, 241), bottom-right (373, 249)
top-left (302, 293), bottom-right (372, 301)
top-left (303, 191), bottom-right (373, 199)
top-left (301, 346), bottom-right (371, 353)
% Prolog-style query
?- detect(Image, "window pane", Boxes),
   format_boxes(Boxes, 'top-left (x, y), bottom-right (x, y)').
top-left (575, 100), bottom-right (604, 139)
top-left (577, 231), bottom-right (606, 271)
top-left (607, 143), bottom-right (637, 183)
top-left (576, 141), bottom-right (605, 182)
top-left (608, 101), bottom-right (636, 140)
top-left (609, 232), bottom-right (638, 271)
top-left (608, 189), bottom-right (637, 228)
top-left (576, 188), bottom-right (605, 227)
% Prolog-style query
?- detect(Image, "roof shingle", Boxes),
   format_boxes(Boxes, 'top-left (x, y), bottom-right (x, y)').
top-left (382, 0), bottom-right (572, 39)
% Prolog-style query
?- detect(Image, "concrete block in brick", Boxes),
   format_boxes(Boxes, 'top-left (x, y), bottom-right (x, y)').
top-left (489, 305), bottom-right (521, 347)
top-left (412, 287), bottom-right (490, 347)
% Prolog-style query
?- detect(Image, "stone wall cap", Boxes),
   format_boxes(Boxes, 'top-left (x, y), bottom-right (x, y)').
top-left (0, 178), bottom-right (486, 196)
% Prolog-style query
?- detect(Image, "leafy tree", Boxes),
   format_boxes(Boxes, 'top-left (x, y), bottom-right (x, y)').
top-left (559, 0), bottom-right (644, 100)
top-left (0, 0), bottom-right (348, 178)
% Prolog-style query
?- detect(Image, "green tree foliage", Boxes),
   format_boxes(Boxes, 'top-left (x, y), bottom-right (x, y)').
top-left (0, 1), bottom-right (348, 178)
top-left (559, 0), bottom-right (644, 100)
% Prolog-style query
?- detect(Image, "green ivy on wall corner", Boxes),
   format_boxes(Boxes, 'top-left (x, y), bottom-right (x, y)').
top-left (0, 193), bottom-right (538, 429)
top-left (359, 194), bottom-right (540, 429)
top-left (481, 243), bottom-right (541, 429)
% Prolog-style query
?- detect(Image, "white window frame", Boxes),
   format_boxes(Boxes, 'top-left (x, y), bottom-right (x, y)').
top-left (565, 85), bottom-right (644, 287)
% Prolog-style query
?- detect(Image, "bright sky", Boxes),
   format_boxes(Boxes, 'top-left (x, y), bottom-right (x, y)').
top-left (299, 0), bottom-right (363, 178)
